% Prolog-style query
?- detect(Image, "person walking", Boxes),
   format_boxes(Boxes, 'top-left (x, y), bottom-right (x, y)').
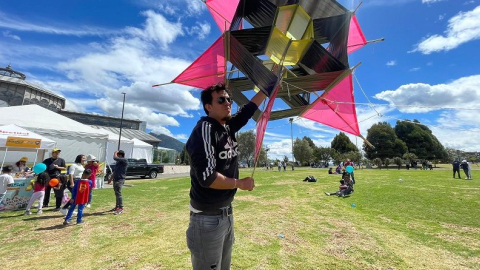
top-left (60, 155), bottom-right (85, 215)
top-left (452, 159), bottom-right (461, 179)
top-left (109, 150), bottom-right (128, 215)
top-left (185, 82), bottom-right (266, 270)
top-left (63, 169), bottom-right (93, 225)
top-left (461, 160), bottom-right (472, 180)
top-left (42, 148), bottom-right (66, 207)
top-left (24, 171), bottom-right (49, 215)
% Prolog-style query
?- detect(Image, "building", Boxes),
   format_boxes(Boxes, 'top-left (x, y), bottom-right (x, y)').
top-left (59, 110), bottom-right (143, 131)
top-left (0, 65), bottom-right (65, 110)
top-left (0, 64), bottom-right (160, 147)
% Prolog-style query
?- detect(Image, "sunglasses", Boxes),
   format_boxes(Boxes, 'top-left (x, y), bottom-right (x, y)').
top-left (217, 96), bottom-right (232, 104)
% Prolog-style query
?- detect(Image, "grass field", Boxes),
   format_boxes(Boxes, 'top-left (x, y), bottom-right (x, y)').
top-left (1, 165), bottom-right (479, 269)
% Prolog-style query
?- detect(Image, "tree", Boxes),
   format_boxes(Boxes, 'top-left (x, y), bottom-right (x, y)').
top-left (331, 132), bottom-right (358, 154)
top-left (293, 138), bottom-right (313, 166)
top-left (237, 130), bottom-right (256, 167)
top-left (373, 158), bottom-right (383, 169)
top-left (402, 153), bottom-right (418, 164)
top-left (179, 145), bottom-right (190, 165)
top-left (395, 120), bottom-right (448, 160)
top-left (314, 146), bottom-right (335, 166)
top-left (363, 122), bottom-right (407, 160)
top-left (393, 157), bottom-right (403, 170)
top-left (384, 158), bottom-right (391, 169)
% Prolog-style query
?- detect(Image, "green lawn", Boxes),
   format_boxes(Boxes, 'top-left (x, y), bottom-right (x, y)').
top-left (1, 166), bottom-right (479, 269)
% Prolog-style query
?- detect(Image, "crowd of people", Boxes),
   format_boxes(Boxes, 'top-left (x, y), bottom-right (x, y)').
top-left (0, 148), bottom-right (128, 225)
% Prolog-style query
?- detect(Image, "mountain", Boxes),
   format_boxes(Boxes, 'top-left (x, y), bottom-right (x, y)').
top-left (150, 133), bottom-right (185, 152)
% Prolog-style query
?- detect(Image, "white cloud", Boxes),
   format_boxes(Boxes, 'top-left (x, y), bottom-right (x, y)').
top-left (374, 74), bottom-right (480, 113)
top-left (185, 22), bottom-right (211, 40)
top-left (2, 30), bottom-right (20, 40)
top-left (464, 1), bottom-right (475, 5)
top-left (412, 5), bottom-right (480, 54)
top-left (409, 67), bottom-right (421, 72)
top-left (438, 13), bottom-right (446, 20)
top-left (0, 10), bottom-right (119, 36)
top-left (422, 0), bottom-right (443, 3)
top-left (386, 60), bottom-right (397, 66)
top-left (125, 10), bottom-right (184, 49)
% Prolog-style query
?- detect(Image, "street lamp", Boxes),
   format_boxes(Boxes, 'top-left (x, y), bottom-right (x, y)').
top-left (289, 118), bottom-right (294, 163)
top-left (118, 92), bottom-right (126, 150)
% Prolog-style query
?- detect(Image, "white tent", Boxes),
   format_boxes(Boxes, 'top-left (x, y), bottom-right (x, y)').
top-left (0, 124), bottom-right (56, 168)
top-left (132, 138), bottom-right (153, 163)
top-left (93, 128), bottom-right (134, 164)
top-left (0, 105), bottom-right (109, 162)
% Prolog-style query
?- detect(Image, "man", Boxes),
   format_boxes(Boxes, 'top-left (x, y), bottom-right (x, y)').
top-left (110, 150), bottom-right (128, 215)
top-left (42, 148), bottom-right (66, 207)
top-left (452, 159), bottom-right (461, 179)
top-left (186, 82), bottom-right (266, 269)
top-left (461, 160), bottom-right (472, 180)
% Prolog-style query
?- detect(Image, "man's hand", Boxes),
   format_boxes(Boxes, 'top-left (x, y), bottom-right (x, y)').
top-left (237, 177), bottom-right (255, 191)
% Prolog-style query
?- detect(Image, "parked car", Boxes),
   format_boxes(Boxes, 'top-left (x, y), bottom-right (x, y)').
top-left (105, 158), bottom-right (164, 179)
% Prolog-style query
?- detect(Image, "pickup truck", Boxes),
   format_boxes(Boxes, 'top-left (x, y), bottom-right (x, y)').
top-left (106, 158), bottom-right (164, 179)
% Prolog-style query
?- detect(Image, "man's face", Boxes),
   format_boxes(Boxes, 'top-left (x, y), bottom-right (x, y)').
top-left (52, 151), bottom-right (60, 158)
top-left (206, 90), bottom-right (232, 122)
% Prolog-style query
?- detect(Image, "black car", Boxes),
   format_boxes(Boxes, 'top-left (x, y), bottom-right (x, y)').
top-left (106, 158), bottom-right (164, 179)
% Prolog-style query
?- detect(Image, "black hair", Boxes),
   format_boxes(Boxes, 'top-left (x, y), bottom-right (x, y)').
top-left (74, 155), bottom-right (85, 164)
top-left (118, 150), bottom-right (125, 157)
top-left (200, 83), bottom-right (229, 115)
top-left (36, 172), bottom-right (50, 187)
top-left (340, 179), bottom-right (345, 184)
top-left (58, 174), bottom-right (68, 185)
top-left (2, 166), bottom-right (12, 172)
top-left (83, 169), bottom-right (92, 177)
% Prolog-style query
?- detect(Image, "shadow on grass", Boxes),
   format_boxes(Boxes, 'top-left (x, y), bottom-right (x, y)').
top-left (31, 210), bottom-right (112, 231)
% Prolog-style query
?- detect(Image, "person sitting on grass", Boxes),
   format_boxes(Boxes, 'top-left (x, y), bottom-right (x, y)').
top-left (324, 179), bottom-right (348, 197)
top-left (325, 174), bottom-right (354, 197)
top-left (328, 167), bottom-right (334, 174)
top-left (63, 169), bottom-right (93, 225)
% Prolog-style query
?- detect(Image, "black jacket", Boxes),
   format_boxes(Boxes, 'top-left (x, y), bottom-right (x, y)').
top-left (186, 102), bottom-right (257, 211)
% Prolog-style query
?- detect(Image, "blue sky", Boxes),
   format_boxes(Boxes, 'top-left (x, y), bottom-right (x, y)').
top-left (1, 0), bottom-right (479, 159)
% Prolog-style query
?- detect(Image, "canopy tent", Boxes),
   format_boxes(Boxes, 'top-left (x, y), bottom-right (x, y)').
top-left (0, 124), bottom-right (56, 168)
top-left (0, 105), bottom-right (109, 163)
top-left (132, 138), bottom-right (153, 163)
top-left (91, 127), bottom-right (134, 164)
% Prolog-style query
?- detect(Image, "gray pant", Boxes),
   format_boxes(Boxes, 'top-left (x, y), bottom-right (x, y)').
top-left (186, 211), bottom-right (235, 270)
top-left (113, 179), bottom-right (125, 208)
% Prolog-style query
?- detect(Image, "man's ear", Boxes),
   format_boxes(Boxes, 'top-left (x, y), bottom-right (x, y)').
top-left (205, 104), bottom-right (212, 114)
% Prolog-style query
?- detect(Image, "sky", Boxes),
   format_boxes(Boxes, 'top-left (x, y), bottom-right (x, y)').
top-left (1, 0), bottom-right (479, 160)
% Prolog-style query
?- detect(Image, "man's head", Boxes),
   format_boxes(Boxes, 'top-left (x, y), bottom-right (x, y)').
top-left (82, 168), bottom-right (92, 179)
top-left (118, 150), bottom-right (125, 157)
top-left (52, 148), bottom-right (61, 158)
top-left (340, 179), bottom-right (345, 185)
top-left (201, 83), bottom-right (232, 123)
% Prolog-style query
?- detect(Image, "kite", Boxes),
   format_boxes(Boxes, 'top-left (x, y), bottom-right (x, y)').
top-left (154, 0), bottom-right (383, 169)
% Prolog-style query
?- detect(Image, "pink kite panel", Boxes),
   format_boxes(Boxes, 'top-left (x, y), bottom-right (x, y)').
top-left (347, 15), bottom-right (367, 54)
top-left (206, 0), bottom-right (241, 32)
top-left (254, 84), bottom-right (280, 163)
top-left (172, 36), bottom-right (225, 89)
top-left (301, 75), bottom-right (360, 136)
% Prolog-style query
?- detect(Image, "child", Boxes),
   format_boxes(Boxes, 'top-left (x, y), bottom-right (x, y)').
top-left (25, 171), bottom-right (49, 215)
top-left (52, 174), bottom-right (68, 211)
top-left (84, 154), bottom-right (99, 208)
top-left (63, 169), bottom-right (93, 225)
top-left (0, 166), bottom-right (15, 206)
top-left (324, 179), bottom-right (348, 197)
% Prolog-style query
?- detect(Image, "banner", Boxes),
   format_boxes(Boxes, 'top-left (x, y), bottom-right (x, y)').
top-left (0, 177), bottom-right (34, 211)
top-left (6, 136), bottom-right (41, 149)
